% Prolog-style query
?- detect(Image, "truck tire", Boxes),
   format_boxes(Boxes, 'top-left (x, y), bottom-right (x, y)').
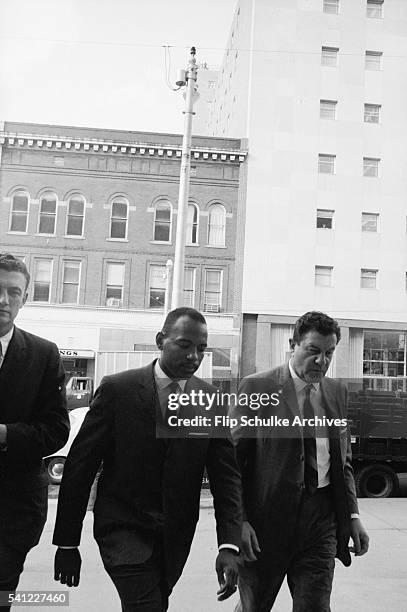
top-left (355, 464), bottom-right (399, 498)
top-left (46, 457), bottom-right (66, 485)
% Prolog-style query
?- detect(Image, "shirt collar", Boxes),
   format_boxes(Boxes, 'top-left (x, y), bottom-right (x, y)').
top-left (154, 360), bottom-right (187, 391)
top-left (288, 359), bottom-right (319, 393)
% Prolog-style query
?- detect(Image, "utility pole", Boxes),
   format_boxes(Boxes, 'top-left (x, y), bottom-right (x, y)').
top-left (171, 46), bottom-right (199, 309)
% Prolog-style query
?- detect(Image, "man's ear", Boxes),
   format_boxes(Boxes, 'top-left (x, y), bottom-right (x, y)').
top-left (22, 291), bottom-right (28, 306)
top-left (288, 338), bottom-right (295, 352)
top-left (156, 331), bottom-right (164, 350)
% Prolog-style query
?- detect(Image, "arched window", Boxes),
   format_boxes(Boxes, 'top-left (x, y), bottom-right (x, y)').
top-left (153, 201), bottom-right (172, 242)
top-left (38, 192), bottom-right (57, 234)
top-left (110, 196), bottom-right (128, 239)
top-left (10, 190), bottom-right (29, 232)
top-left (66, 194), bottom-right (85, 237)
top-left (186, 203), bottom-right (199, 245)
top-left (207, 204), bottom-right (226, 246)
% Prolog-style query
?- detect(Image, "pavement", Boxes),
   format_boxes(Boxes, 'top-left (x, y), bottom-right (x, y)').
top-left (16, 478), bottom-right (407, 612)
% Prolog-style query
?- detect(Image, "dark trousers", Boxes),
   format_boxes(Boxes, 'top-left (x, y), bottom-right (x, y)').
top-left (0, 544), bottom-right (27, 612)
top-left (105, 538), bottom-right (169, 612)
top-left (236, 487), bottom-right (337, 612)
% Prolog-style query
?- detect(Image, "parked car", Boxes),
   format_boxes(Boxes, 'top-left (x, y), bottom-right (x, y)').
top-left (66, 376), bottom-right (94, 411)
top-left (44, 406), bottom-right (89, 484)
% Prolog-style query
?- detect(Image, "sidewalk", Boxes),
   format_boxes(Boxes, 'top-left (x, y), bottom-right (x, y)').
top-left (17, 493), bottom-right (407, 611)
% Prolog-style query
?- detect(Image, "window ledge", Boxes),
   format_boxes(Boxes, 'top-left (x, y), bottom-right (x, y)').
top-left (186, 243), bottom-right (200, 247)
top-left (7, 231), bottom-right (28, 235)
top-left (34, 233), bottom-right (56, 237)
top-left (106, 238), bottom-right (129, 242)
top-left (205, 244), bottom-right (227, 249)
top-left (63, 235), bottom-right (85, 239)
top-left (150, 240), bottom-right (172, 245)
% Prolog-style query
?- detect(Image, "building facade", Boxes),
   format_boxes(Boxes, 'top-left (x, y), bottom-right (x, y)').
top-left (0, 121), bottom-right (247, 384)
top-left (209, 0), bottom-right (407, 390)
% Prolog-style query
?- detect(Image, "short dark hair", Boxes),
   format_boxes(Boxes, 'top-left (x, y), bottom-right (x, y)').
top-left (161, 307), bottom-right (207, 335)
top-left (292, 311), bottom-right (341, 344)
top-left (0, 253), bottom-right (30, 289)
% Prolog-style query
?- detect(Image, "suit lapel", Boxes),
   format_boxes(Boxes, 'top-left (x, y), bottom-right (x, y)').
top-left (134, 361), bottom-right (158, 422)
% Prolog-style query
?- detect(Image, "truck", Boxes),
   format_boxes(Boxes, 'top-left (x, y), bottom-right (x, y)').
top-left (348, 390), bottom-right (407, 498)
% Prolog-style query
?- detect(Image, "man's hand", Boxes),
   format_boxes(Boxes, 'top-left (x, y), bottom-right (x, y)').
top-left (349, 518), bottom-right (369, 556)
top-left (54, 548), bottom-right (82, 587)
top-left (215, 549), bottom-right (240, 601)
top-left (241, 520), bottom-right (261, 562)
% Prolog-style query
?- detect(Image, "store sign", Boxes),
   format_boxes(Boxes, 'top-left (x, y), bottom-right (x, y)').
top-left (59, 349), bottom-right (95, 359)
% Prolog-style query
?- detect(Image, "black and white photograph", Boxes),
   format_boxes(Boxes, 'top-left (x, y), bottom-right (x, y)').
top-left (0, 0), bottom-right (406, 610)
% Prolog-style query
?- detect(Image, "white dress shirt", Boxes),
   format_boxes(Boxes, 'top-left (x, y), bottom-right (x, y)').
top-left (288, 360), bottom-right (330, 488)
top-left (0, 326), bottom-right (14, 369)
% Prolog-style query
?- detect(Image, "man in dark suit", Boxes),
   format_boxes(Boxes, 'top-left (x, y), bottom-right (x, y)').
top-left (53, 307), bottom-right (242, 611)
top-left (0, 253), bottom-right (69, 609)
top-left (232, 311), bottom-right (369, 612)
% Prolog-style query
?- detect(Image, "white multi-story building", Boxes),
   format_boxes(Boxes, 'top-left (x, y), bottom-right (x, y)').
top-left (209, 0), bottom-right (407, 389)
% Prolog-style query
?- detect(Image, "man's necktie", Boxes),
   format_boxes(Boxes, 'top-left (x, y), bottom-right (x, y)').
top-left (164, 380), bottom-right (182, 425)
top-left (303, 385), bottom-right (319, 494)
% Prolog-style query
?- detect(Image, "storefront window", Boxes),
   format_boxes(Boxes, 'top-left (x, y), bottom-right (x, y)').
top-left (363, 331), bottom-right (406, 377)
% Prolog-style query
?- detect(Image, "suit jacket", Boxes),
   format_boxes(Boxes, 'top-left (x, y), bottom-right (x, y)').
top-left (53, 361), bottom-right (242, 590)
top-left (233, 364), bottom-right (358, 568)
top-left (0, 326), bottom-right (69, 552)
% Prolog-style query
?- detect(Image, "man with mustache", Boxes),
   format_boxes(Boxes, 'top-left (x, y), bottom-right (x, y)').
top-left (53, 307), bottom-right (241, 611)
top-left (233, 311), bottom-right (369, 612)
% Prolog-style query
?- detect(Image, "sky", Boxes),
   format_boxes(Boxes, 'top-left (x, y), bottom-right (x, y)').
top-left (0, 0), bottom-right (237, 134)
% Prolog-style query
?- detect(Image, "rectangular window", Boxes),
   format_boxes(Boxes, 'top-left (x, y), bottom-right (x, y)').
top-left (33, 259), bottom-right (52, 302)
top-left (315, 266), bottom-right (333, 287)
top-left (105, 262), bottom-right (124, 307)
top-left (321, 46), bottom-right (339, 67)
top-left (38, 196), bottom-right (57, 234)
top-left (323, 0), bottom-right (339, 14)
top-left (62, 261), bottom-right (80, 304)
top-left (320, 100), bottom-right (337, 120)
top-left (363, 157), bottom-right (380, 177)
top-left (204, 270), bottom-right (222, 312)
top-left (66, 196), bottom-right (85, 236)
top-left (316, 209), bottom-right (334, 229)
top-left (362, 212), bottom-right (379, 232)
top-left (365, 50), bottom-right (382, 70)
top-left (110, 199), bottom-right (128, 239)
top-left (184, 268), bottom-right (196, 307)
top-left (366, 0), bottom-right (383, 18)
top-left (361, 268), bottom-right (377, 289)
top-left (364, 103), bottom-right (381, 123)
top-left (318, 154), bottom-right (335, 174)
top-left (10, 192), bottom-right (29, 232)
top-left (363, 330), bottom-right (405, 378)
top-left (149, 265), bottom-right (166, 309)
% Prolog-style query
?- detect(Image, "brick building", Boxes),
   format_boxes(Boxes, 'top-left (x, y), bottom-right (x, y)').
top-left (0, 121), bottom-right (247, 384)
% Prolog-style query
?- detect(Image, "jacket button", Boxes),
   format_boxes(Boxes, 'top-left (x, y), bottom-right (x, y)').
top-left (299, 454), bottom-right (304, 461)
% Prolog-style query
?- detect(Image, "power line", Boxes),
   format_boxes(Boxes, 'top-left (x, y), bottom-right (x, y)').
top-left (1, 36), bottom-right (407, 58)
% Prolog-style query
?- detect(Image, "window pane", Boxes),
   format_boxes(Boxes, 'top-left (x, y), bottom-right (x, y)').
top-left (67, 217), bottom-right (84, 236)
top-left (365, 51), bottom-right (382, 70)
top-left (363, 158), bottom-right (379, 177)
top-left (111, 219), bottom-right (127, 239)
top-left (321, 47), bottom-right (338, 67)
top-left (208, 205), bottom-right (226, 246)
top-left (12, 193), bottom-right (28, 212)
top-left (62, 283), bottom-right (78, 303)
top-left (107, 263), bottom-right (124, 285)
top-left (316, 210), bottom-right (334, 228)
top-left (318, 155), bottom-right (335, 174)
top-left (149, 266), bottom-right (166, 308)
top-left (112, 202), bottom-right (127, 218)
top-left (39, 195), bottom-right (56, 234)
top-left (150, 289), bottom-right (165, 308)
top-left (361, 269), bottom-right (377, 288)
top-left (362, 213), bottom-right (378, 231)
top-left (11, 214), bottom-right (28, 232)
top-left (364, 104), bottom-right (380, 123)
top-left (67, 196), bottom-right (85, 236)
top-left (187, 204), bottom-right (198, 244)
top-left (320, 100), bottom-right (336, 120)
top-left (367, 0), bottom-right (383, 18)
top-left (154, 203), bottom-right (171, 241)
top-left (323, 0), bottom-right (339, 14)
top-left (63, 261), bottom-right (80, 283)
top-left (315, 266), bottom-right (332, 287)
top-left (33, 260), bottom-right (52, 302)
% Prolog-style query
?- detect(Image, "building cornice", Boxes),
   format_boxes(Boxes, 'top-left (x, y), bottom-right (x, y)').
top-left (0, 130), bottom-right (247, 163)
